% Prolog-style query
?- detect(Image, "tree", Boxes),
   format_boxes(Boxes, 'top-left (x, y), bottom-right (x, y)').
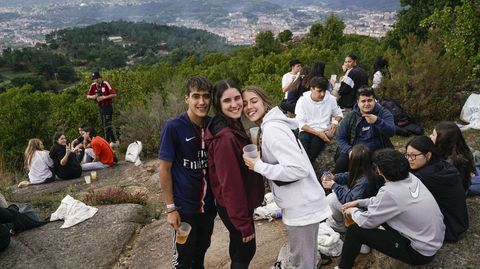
top-left (254, 30), bottom-right (283, 56)
top-left (277, 30), bottom-right (293, 43)
top-left (384, 0), bottom-right (463, 49)
top-left (307, 15), bottom-right (345, 52)
top-left (421, 0), bottom-right (480, 77)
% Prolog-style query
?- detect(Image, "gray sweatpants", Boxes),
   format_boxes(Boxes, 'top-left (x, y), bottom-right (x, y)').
top-left (285, 222), bottom-right (320, 269)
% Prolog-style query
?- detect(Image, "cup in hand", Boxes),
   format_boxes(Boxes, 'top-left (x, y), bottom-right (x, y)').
top-left (243, 144), bottom-right (258, 158)
top-left (176, 222), bottom-right (192, 244)
top-left (330, 74), bottom-right (337, 82)
top-left (250, 127), bottom-right (259, 145)
top-left (344, 211), bottom-right (355, 227)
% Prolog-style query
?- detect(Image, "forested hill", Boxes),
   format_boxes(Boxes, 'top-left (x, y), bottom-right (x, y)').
top-left (46, 21), bottom-right (235, 68)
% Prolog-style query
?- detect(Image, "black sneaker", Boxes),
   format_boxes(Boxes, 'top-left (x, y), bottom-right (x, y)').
top-left (319, 253), bottom-right (332, 267)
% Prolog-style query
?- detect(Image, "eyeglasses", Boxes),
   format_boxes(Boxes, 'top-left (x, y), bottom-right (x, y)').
top-left (404, 152), bottom-right (424, 160)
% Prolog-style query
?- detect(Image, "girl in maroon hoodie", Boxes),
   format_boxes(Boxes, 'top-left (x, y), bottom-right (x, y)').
top-left (206, 79), bottom-right (264, 269)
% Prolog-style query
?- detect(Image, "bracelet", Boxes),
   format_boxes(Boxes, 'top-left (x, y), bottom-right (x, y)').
top-left (166, 208), bottom-right (177, 214)
top-left (166, 203), bottom-right (176, 209)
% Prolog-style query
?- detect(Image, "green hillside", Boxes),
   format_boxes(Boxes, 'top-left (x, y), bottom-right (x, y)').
top-left (0, 1), bottom-right (479, 173)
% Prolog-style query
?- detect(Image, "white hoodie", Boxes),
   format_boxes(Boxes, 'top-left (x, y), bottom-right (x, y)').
top-left (254, 107), bottom-right (332, 226)
top-left (295, 91), bottom-right (343, 131)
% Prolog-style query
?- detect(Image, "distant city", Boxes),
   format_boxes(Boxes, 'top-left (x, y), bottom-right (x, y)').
top-left (0, 0), bottom-right (397, 50)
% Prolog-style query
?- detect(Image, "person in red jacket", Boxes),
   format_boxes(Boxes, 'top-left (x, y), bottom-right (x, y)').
top-left (81, 127), bottom-right (115, 171)
top-left (205, 79), bottom-right (264, 269)
top-left (86, 71), bottom-right (118, 146)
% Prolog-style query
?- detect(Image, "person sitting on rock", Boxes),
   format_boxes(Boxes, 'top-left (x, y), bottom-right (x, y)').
top-left (323, 144), bottom-right (382, 235)
top-left (18, 138), bottom-right (55, 188)
top-left (81, 127), bottom-right (115, 171)
top-left (49, 132), bottom-right (82, 180)
top-left (405, 136), bottom-right (469, 242)
top-left (334, 87), bottom-right (395, 173)
top-left (337, 149), bottom-right (445, 269)
top-left (295, 76), bottom-right (343, 165)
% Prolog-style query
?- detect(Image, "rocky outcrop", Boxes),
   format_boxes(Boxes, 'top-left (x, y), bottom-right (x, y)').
top-left (114, 217), bottom-right (287, 269)
top-left (0, 204), bottom-right (146, 269)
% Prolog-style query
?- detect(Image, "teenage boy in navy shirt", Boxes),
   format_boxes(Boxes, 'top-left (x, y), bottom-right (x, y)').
top-left (159, 76), bottom-right (216, 269)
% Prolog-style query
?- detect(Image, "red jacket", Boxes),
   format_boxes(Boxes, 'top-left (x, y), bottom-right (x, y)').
top-left (206, 118), bottom-right (264, 237)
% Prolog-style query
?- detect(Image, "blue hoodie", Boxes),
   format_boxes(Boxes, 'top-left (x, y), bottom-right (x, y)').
top-left (337, 102), bottom-right (395, 154)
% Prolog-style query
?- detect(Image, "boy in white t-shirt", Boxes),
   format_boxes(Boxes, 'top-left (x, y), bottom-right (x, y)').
top-left (282, 59), bottom-right (303, 99)
top-left (295, 76), bottom-right (343, 164)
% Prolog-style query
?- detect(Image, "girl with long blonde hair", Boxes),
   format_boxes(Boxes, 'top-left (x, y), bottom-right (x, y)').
top-left (18, 138), bottom-right (54, 187)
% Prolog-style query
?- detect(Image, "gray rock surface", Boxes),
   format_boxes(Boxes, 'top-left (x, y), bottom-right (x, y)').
top-left (114, 216), bottom-right (287, 269)
top-left (0, 203), bottom-right (146, 269)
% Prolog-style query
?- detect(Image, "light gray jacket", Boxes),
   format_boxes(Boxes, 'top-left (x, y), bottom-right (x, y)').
top-left (254, 107), bottom-right (331, 224)
top-left (352, 173), bottom-right (445, 256)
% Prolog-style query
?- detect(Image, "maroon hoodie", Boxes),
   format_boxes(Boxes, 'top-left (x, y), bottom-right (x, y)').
top-left (206, 117), bottom-right (264, 237)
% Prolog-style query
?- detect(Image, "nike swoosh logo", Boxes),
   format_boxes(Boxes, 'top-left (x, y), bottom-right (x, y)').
top-left (185, 136), bottom-right (196, 142)
top-left (409, 179), bottom-right (420, 198)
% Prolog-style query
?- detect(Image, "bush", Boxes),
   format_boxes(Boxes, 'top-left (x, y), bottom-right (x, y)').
top-left (380, 32), bottom-right (468, 123)
top-left (116, 84), bottom-right (186, 158)
top-left (82, 188), bottom-right (148, 206)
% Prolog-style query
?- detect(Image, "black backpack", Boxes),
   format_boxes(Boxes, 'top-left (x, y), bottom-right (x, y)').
top-left (379, 98), bottom-right (409, 126)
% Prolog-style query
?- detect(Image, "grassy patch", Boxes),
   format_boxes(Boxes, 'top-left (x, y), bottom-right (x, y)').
top-left (82, 187), bottom-right (148, 206)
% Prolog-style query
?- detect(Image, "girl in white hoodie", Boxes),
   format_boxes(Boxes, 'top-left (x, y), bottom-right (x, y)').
top-left (242, 86), bottom-right (331, 269)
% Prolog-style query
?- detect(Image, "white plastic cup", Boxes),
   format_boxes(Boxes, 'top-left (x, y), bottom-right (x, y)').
top-left (84, 175), bottom-right (91, 184)
top-left (250, 127), bottom-right (259, 145)
top-left (243, 144), bottom-right (258, 158)
top-left (330, 74), bottom-right (337, 82)
top-left (176, 222), bottom-right (192, 244)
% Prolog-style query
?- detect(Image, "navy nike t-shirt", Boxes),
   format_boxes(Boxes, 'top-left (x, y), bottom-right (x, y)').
top-left (158, 112), bottom-right (215, 214)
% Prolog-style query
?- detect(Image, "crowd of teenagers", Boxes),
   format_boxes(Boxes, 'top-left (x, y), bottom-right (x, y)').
top-left (159, 56), bottom-right (476, 269)
top-left (17, 71), bottom-right (118, 188)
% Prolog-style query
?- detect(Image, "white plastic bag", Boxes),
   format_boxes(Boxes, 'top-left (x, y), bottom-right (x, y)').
top-left (460, 93), bottom-right (480, 130)
top-left (317, 222), bottom-right (343, 257)
top-left (125, 141), bottom-right (143, 166)
top-left (50, 195), bottom-right (98, 228)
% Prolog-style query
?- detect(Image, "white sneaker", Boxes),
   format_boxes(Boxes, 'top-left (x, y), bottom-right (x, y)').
top-left (360, 244), bottom-right (371, 254)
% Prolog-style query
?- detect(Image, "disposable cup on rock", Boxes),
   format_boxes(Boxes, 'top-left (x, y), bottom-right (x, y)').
top-left (243, 144), bottom-right (258, 158)
top-left (176, 222), bottom-right (192, 244)
top-left (250, 127), bottom-right (260, 145)
top-left (90, 171), bottom-right (97, 182)
top-left (84, 175), bottom-right (91, 184)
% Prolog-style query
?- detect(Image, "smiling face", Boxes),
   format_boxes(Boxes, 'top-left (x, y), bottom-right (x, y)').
top-left (243, 90), bottom-right (266, 124)
top-left (220, 88), bottom-right (243, 120)
top-left (406, 145), bottom-right (430, 170)
top-left (185, 87), bottom-right (211, 123)
top-left (56, 135), bottom-right (67, 146)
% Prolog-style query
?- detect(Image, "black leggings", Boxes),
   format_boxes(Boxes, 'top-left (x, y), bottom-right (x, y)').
top-left (339, 224), bottom-right (435, 269)
top-left (217, 206), bottom-right (256, 269)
